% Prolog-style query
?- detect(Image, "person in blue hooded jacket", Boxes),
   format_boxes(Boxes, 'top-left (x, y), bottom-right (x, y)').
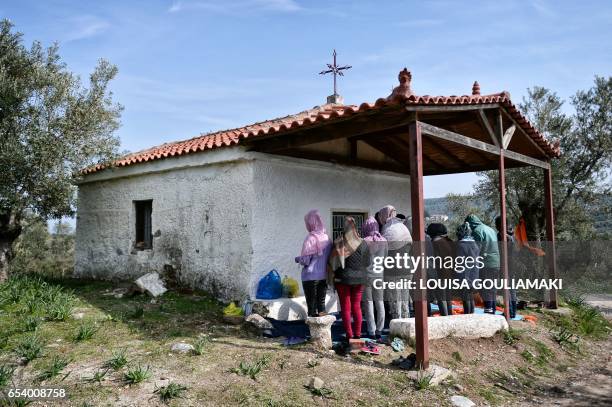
top-left (465, 214), bottom-right (499, 314)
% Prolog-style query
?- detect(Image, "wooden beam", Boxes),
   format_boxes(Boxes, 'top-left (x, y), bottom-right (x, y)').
top-left (276, 149), bottom-right (409, 174)
top-left (499, 108), bottom-right (548, 156)
top-left (405, 103), bottom-right (500, 112)
top-left (419, 122), bottom-right (550, 169)
top-left (544, 166), bottom-right (558, 309)
top-left (478, 109), bottom-right (499, 147)
top-left (247, 109), bottom-right (413, 153)
top-left (425, 137), bottom-right (470, 168)
top-left (361, 138), bottom-right (405, 166)
top-left (409, 121), bottom-right (429, 370)
top-left (503, 125), bottom-right (516, 149)
top-left (504, 150), bottom-right (549, 169)
top-left (349, 138), bottom-right (358, 160)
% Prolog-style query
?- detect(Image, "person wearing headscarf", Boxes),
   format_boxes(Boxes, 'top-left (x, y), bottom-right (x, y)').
top-left (456, 222), bottom-right (480, 314)
top-left (295, 210), bottom-right (332, 317)
top-left (495, 216), bottom-right (519, 319)
top-left (378, 205), bottom-right (412, 320)
top-left (329, 217), bottom-right (370, 340)
top-left (361, 216), bottom-right (388, 339)
top-left (426, 223), bottom-right (454, 316)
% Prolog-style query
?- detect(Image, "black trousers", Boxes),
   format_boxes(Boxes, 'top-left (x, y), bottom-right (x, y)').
top-left (302, 279), bottom-right (327, 317)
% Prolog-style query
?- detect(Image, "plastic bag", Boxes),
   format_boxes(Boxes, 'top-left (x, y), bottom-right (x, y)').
top-left (255, 269), bottom-right (282, 300)
top-left (223, 302), bottom-right (244, 316)
top-left (282, 276), bottom-right (299, 298)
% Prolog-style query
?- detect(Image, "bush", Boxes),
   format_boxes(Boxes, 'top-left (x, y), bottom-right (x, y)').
top-left (37, 355), bottom-right (70, 382)
top-left (155, 382), bottom-right (188, 403)
top-left (9, 218), bottom-right (74, 279)
top-left (45, 292), bottom-right (76, 321)
top-left (14, 334), bottom-right (44, 363)
top-left (74, 322), bottom-right (98, 342)
top-left (104, 349), bottom-right (128, 371)
top-left (123, 364), bottom-right (152, 385)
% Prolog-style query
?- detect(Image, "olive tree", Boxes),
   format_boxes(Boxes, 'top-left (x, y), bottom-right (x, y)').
top-left (0, 20), bottom-right (122, 280)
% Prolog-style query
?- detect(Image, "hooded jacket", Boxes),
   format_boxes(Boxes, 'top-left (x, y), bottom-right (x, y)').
top-left (465, 214), bottom-right (500, 268)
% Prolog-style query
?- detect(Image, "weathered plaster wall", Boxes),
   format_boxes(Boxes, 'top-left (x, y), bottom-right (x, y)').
top-left (75, 148), bottom-right (411, 301)
top-left (75, 148), bottom-right (255, 301)
top-left (249, 155), bottom-right (411, 297)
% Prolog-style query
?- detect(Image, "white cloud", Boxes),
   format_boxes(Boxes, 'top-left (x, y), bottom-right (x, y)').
top-left (167, 0), bottom-right (302, 14)
top-left (63, 15), bottom-right (109, 42)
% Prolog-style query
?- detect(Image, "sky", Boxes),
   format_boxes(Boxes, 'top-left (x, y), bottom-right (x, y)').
top-left (3, 0), bottom-right (612, 199)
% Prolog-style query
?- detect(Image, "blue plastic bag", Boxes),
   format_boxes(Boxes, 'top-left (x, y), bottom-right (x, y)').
top-left (256, 269), bottom-right (282, 300)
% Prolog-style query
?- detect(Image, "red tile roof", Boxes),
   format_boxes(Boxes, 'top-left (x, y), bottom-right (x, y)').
top-left (82, 72), bottom-right (560, 175)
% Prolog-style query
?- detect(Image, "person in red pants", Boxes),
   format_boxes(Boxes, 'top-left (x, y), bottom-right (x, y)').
top-left (329, 217), bottom-right (370, 341)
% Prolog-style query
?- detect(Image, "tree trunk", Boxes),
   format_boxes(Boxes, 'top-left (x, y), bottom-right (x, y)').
top-left (0, 211), bottom-right (22, 282)
top-left (0, 238), bottom-right (12, 282)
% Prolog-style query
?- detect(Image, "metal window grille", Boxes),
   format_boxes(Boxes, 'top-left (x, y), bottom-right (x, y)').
top-left (332, 211), bottom-right (367, 240)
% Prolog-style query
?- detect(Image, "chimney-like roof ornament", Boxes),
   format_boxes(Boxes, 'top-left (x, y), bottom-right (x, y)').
top-left (472, 81), bottom-right (481, 96)
top-left (387, 68), bottom-right (413, 101)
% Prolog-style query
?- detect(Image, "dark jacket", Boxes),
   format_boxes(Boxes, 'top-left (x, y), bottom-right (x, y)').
top-left (334, 241), bottom-right (370, 285)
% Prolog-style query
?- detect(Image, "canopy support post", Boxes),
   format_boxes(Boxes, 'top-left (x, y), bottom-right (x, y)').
top-left (498, 149), bottom-right (511, 321)
top-left (544, 165), bottom-right (558, 309)
top-left (409, 120), bottom-right (429, 369)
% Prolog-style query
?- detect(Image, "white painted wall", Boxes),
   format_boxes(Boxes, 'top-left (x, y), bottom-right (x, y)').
top-left (75, 148), bottom-right (256, 301)
top-left (75, 148), bottom-right (411, 302)
top-left (250, 155), bottom-right (411, 297)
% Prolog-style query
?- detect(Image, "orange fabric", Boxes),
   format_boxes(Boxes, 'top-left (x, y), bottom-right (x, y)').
top-left (515, 218), bottom-right (546, 257)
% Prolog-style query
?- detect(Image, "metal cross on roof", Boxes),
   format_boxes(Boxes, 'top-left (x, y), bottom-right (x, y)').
top-left (319, 49), bottom-right (351, 96)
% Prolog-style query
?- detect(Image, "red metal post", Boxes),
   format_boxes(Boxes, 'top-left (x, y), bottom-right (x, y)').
top-left (544, 165), bottom-right (558, 309)
top-left (498, 150), bottom-right (511, 321)
top-left (409, 121), bottom-right (429, 369)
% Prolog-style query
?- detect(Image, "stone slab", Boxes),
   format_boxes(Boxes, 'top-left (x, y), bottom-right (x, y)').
top-left (406, 364), bottom-right (454, 386)
top-left (390, 314), bottom-right (509, 343)
top-left (246, 293), bottom-right (338, 321)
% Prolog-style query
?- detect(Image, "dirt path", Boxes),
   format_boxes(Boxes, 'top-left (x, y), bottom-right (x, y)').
top-left (536, 336), bottom-right (612, 406)
top-left (585, 294), bottom-right (612, 319)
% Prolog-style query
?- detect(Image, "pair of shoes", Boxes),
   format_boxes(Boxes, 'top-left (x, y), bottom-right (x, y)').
top-left (398, 353), bottom-right (417, 370)
top-left (360, 341), bottom-right (381, 355)
top-left (318, 311), bottom-right (328, 317)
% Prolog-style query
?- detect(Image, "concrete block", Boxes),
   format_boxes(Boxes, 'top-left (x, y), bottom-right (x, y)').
top-left (390, 314), bottom-right (509, 343)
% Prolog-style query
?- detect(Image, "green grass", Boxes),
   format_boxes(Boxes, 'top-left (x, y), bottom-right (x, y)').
top-left (123, 364), bottom-right (152, 385)
top-left (104, 349), bottom-right (128, 371)
top-left (37, 355), bottom-right (70, 382)
top-left (414, 370), bottom-right (433, 390)
top-left (551, 327), bottom-right (580, 351)
top-left (155, 382), bottom-right (188, 403)
top-left (84, 369), bottom-right (108, 384)
top-left (0, 364), bottom-right (16, 388)
top-left (130, 306), bottom-right (145, 319)
top-left (192, 336), bottom-right (210, 356)
top-left (74, 322), bottom-right (98, 342)
top-left (45, 292), bottom-right (76, 321)
top-left (502, 328), bottom-right (522, 345)
top-left (22, 316), bottom-right (41, 332)
top-left (451, 351), bottom-right (462, 362)
top-left (14, 334), bottom-right (44, 363)
top-left (304, 385), bottom-right (334, 399)
top-left (231, 355), bottom-right (271, 380)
